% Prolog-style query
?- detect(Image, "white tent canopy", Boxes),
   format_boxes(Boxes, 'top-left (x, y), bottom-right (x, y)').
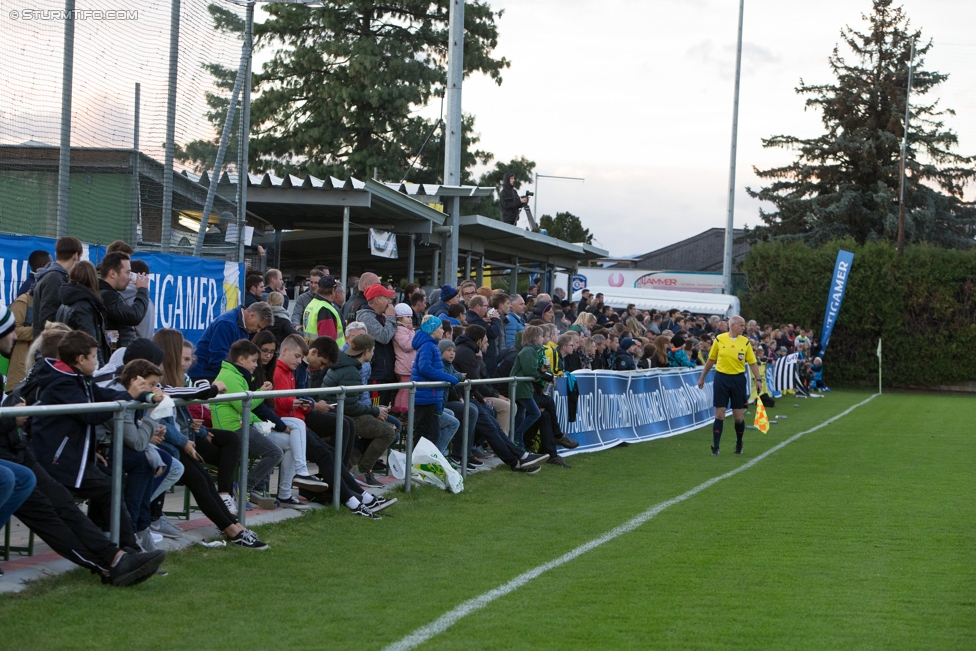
top-left (572, 286), bottom-right (740, 317)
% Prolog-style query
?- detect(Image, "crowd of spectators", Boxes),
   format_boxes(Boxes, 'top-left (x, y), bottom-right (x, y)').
top-left (0, 237), bottom-right (825, 585)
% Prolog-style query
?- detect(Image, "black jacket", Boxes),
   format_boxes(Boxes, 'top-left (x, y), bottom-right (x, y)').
top-left (499, 181), bottom-right (521, 225)
top-left (57, 282), bottom-right (112, 366)
top-left (320, 352), bottom-right (380, 418)
top-left (32, 261), bottom-right (69, 339)
top-left (465, 310), bottom-right (502, 378)
top-left (99, 279), bottom-right (149, 349)
top-left (614, 350), bottom-right (637, 371)
top-left (564, 351), bottom-right (585, 373)
top-left (30, 359), bottom-right (150, 488)
top-left (453, 335), bottom-right (499, 402)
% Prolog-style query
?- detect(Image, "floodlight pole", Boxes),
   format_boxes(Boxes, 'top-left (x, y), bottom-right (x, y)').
top-left (722, 0), bottom-right (745, 296)
top-left (443, 0), bottom-right (465, 285)
top-left (236, 0), bottom-right (255, 264)
top-left (896, 41), bottom-right (915, 257)
top-left (161, 0), bottom-right (180, 252)
top-left (56, 0), bottom-right (76, 238)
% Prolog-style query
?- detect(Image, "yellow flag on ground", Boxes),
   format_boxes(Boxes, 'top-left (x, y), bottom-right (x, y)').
top-left (754, 401), bottom-right (770, 434)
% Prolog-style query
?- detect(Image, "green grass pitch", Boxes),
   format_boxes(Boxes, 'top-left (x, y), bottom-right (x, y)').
top-left (1, 390), bottom-right (973, 650)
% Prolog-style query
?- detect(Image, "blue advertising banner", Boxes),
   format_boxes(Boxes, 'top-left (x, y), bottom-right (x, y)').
top-left (819, 249), bottom-right (855, 354)
top-left (552, 367), bottom-right (717, 455)
top-left (0, 233), bottom-right (243, 345)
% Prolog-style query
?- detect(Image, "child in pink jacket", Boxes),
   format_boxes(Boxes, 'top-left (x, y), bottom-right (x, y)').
top-left (392, 303), bottom-right (417, 415)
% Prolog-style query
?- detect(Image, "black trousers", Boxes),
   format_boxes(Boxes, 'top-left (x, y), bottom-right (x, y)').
top-left (178, 454), bottom-right (238, 531)
top-left (71, 461), bottom-right (139, 551)
top-left (195, 428), bottom-right (241, 495)
top-left (525, 393), bottom-right (561, 457)
top-left (299, 432), bottom-right (360, 505)
top-left (14, 456), bottom-right (121, 572)
top-left (305, 412), bottom-right (357, 466)
top-left (412, 404), bottom-right (441, 444)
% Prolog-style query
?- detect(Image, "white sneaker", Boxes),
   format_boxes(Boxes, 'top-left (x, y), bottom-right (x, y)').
top-left (220, 493), bottom-right (238, 513)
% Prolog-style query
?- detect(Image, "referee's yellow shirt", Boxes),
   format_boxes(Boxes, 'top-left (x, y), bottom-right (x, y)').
top-left (708, 333), bottom-right (757, 375)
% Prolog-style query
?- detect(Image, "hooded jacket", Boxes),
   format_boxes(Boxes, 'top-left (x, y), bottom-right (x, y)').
top-left (357, 305), bottom-right (397, 383)
top-left (31, 261), bottom-right (69, 340)
top-left (211, 360), bottom-right (263, 432)
top-left (393, 322), bottom-right (416, 377)
top-left (7, 291), bottom-right (34, 389)
top-left (270, 304), bottom-right (298, 345)
top-left (410, 330), bottom-right (458, 406)
top-left (614, 349), bottom-right (637, 371)
top-left (187, 307), bottom-right (249, 380)
top-left (427, 300), bottom-right (452, 318)
top-left (510, 342), bottom-right (546, 401)
top-left (499, 174), bottom-right (521, 225)
top-left (30, 359), bottom-right (151, 488)
top-left (99, 278), bottom-right (149, 350)
top-left (57, 281), bottom-right (112, 366)
top-left (320, 351), bottom-right (379, 418)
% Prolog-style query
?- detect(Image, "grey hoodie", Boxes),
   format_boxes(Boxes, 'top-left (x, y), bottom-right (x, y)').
top-left (32, 261), bottom-right (69, 339)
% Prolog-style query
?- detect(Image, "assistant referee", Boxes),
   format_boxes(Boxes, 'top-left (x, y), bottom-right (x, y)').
top-left (697, 315), bottom-right (762, 455)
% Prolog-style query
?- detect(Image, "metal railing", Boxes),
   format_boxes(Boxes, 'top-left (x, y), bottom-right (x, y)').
top-left (0, 376), bottom-right (534, 543)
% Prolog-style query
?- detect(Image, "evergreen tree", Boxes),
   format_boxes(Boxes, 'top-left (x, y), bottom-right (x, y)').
top-left (249, 0), bottom-right (509, 181)
top-left (747, 0), bottom-right (976, 247)
top-left (538, 212), bottom-right (593, 244)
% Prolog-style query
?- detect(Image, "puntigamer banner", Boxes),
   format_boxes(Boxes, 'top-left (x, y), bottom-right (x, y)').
top-left (0, 233), bottom-right (243, 345)
top-left (552, 367), bottom-right (717, 455)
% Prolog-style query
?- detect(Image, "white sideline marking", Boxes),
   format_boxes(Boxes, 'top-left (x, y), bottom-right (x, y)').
top-left (384, 393), bottom-right (880, 651)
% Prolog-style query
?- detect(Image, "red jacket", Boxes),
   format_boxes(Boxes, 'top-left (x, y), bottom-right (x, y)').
top-left (273, 358), bottom-right (307, 420)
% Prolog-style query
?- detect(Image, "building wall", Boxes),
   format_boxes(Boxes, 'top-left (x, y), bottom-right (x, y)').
top-left (0, 171), bottom-right (133, 244)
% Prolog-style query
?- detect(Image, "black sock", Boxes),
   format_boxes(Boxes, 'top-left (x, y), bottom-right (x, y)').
top-left (713, 419), bottom-right (724, 448)
top-left (734, 420), bottom-right (745, 445)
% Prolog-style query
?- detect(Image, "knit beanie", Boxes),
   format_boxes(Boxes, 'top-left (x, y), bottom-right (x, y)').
top-left (0, 306), bottom-right (14, 339)
top-left (438, 339), bottom-right (456, 353)
top-left (421, 314), bottom-right (442, 335)
top-left (123, 338), bottom-right (165, 365)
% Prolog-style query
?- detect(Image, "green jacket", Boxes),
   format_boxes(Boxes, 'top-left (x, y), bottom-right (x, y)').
top-left (510, 343), bottom-right (545, 400)
top-left (321, 352), bottom-right (379, 419)
top-left (211, 361), bottom-right (262, 432)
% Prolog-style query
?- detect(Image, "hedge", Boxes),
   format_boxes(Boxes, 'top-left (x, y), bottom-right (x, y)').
top-left (740, 239), bottom-right (976, 387)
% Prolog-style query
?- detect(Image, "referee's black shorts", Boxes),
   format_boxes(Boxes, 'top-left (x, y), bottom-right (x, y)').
top-left (713, 371), bottom-right (748, 410)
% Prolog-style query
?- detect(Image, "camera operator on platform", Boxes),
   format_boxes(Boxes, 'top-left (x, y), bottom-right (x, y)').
top-left (499, 173), bottom-right (528, 226)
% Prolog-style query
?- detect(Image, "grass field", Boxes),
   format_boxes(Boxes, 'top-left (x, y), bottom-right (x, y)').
top-left (1, 390), bottom-right (973, 650)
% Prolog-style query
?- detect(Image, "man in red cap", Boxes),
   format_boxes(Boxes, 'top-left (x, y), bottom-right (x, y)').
top-left (356, 283), bottom-right (399, 403)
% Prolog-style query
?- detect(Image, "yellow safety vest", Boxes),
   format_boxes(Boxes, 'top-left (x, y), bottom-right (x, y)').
top-left (303, 297), bottom-right (345, 347)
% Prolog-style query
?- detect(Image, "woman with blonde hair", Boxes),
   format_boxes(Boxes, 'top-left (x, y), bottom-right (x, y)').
top-left (568, 311), bottom-right (596, 337)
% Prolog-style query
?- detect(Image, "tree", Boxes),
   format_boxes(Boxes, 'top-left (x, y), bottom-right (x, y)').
top-left (467, 156), bottom-right (535, 219)
top-left (747, 0), bottom-right (976, 248)
top-left (538, 212), bottom-right (593, 244)
top-left (249, 1), bottom-right (509, 181)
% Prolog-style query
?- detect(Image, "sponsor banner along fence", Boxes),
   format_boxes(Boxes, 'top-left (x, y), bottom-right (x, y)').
top-left (552, 367), bottom-right (717, 455)
top-left (0, 233), bottom-right (243, 344)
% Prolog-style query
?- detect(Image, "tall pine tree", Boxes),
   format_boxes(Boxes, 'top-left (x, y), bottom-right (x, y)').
top-left (747, 0), bottom-right (976, 247)
top-left (249, 0), bottom-right (508, 181)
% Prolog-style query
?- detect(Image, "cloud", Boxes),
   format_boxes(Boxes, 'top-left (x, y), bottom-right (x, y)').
top-left (686, 39), bottom-right (782, 78)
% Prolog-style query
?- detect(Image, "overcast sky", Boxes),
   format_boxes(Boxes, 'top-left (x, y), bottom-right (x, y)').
top-left (453, 0), bottom-right (976, 256)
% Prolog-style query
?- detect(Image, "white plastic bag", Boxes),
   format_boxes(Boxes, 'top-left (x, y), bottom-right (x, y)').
top-left (409, 437), bottom-right (464, 494)
top-left (388, 450), bottom-right (407, 480)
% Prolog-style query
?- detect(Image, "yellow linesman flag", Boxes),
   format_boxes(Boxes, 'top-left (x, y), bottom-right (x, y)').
top-left (754, 401), bottom-right (770, 434)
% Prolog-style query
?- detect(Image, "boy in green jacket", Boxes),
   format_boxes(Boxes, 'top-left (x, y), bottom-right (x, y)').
top-left (212, 339), bottom-right (285, 509)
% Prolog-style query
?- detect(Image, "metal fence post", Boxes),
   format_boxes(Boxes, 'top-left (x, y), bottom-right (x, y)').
top-left (508, 378), bottom-right (518, 442)
top-left (333, 391), bottom-right (345, 511)
top-left (110, 406), bottom-right (126, 546)
top-left (461, 382), bottom-right (471, 479)
top-left (405, 384), bottom-right (416, 493)
top-left (238, 395), bottom-right (252, 525)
